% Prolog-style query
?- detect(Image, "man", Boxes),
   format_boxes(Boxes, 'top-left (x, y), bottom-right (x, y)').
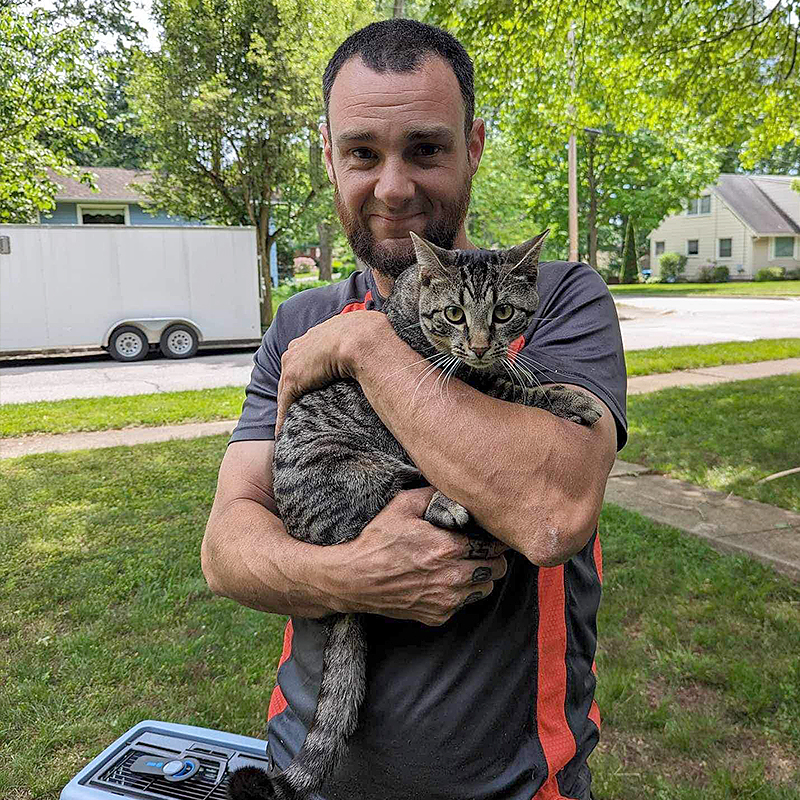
top-left (202, 18), bottom-right (627, 800)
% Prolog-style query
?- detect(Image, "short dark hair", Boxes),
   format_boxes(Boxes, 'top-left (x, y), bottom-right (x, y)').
top-left (323, 19), bottom-right (475, 140)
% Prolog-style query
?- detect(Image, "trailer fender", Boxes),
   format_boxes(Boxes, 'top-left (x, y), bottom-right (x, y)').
top-left (102, 318), bottom-right (203, 348)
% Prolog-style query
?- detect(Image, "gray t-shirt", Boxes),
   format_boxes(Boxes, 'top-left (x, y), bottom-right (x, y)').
top-left (230, 262), bottom-right (627, 800)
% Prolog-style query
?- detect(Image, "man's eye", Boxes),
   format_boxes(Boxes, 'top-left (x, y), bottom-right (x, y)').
top-left (351, 148), bottom-right (375, 160)
top-left (416, 144), bottom-right (441, 157)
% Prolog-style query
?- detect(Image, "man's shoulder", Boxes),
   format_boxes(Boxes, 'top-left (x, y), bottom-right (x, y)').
top-left (536, 260), bottom-right (612, 310)
top-left (271, 272), bottom-right (372, 343)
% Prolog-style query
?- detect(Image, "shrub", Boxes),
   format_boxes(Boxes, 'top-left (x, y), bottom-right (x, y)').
top-left (754, 267), bottom-right (785, 282)
top-left (697, 265), bottom-right (715, 283)
top-left (786, 268), bottom-right (800, 280)
top-left (619, 219), bottom-right (639, 284)
top-left (697, 264), bottom-right (730, 283)
top-left (712, 265), bottom-right (730, 282)
top-left (646, 275), bottom-right (663, 284)
top-left (659, 251), bottom-right (687, 282)
top-left (293, 256), bottom-right (317, 272)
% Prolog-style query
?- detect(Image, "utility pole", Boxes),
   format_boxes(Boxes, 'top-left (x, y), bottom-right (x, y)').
top-left (567, 24), bottom-right (578, 262)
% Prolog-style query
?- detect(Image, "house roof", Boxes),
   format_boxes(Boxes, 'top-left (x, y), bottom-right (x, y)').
top-left (49, 167), bottom-right (152, 202)
top-left (714, 174), bottom-right (800, 235)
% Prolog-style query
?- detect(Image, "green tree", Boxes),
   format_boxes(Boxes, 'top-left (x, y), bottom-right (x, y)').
top-left (0, 3), bottom-right (105, 222)
top-left (428, 0), bottom-right (799, 258)
top-left (619, 218), bottom-right (639, 284)
top-left (131, 0), bottom-right (373, 326)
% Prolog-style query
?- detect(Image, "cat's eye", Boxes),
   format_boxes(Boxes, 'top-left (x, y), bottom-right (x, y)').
top-left (444, 306), bottom-right (465, 324)
top-left (493, 304), bottom-right (514, 322)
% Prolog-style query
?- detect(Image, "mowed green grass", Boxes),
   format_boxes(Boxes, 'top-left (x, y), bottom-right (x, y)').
top-left (1, 438), bottom-right (798, 797)
top-left (3, 339), bottom-right (799, 438)
top-left (0, 386), bottom-right (246, 438)
top-left (624, 337), bottom-right (800, 377)
top-left (610, 280), bottom-right (800, 297)
top-left (624, 374), bottom-right (800, 513)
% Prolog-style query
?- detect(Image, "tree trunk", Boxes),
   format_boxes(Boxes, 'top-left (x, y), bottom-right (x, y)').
top-left (257, 225), bottom-right (274, 328)
top-left (317, 219), bottom-right (333, 281)
top-left (586, 133), bottom-right (598, 270)
top-left (393, 0), bottom-right (404, 17)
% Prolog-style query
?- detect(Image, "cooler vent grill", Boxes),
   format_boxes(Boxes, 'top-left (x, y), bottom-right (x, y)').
top-left (94, 748), bottom-right (229, 800)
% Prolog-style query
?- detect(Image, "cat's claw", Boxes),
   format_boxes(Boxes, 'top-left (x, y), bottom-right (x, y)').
top-left (425, 491), bottom-right (471, 530)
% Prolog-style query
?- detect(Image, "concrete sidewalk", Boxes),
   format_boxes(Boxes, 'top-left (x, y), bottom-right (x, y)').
top-left (2, 358), bottom-right (799, 582)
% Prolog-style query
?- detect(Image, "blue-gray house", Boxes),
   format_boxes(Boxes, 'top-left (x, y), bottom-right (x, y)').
top-left (39, 167), bottom-right (198, 226)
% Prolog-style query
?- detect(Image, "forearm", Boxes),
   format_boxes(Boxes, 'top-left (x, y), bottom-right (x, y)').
top-left (353, 324), bottom-right (615, 565)
top-left (202, 497), bottom-right (341, 618)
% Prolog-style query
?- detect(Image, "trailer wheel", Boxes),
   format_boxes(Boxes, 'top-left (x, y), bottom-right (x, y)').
top-left (160, 324), bottom-right (199, 359)
top-left (109, 325), bottom-right (149, 362)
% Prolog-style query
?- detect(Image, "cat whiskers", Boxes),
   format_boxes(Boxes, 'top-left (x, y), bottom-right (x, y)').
top-left (411, 353), bottom-right (452, 406)
top-left (440, 356), bottom-right (462, 404)
top-left (387, 351), bottom-right (450, 380)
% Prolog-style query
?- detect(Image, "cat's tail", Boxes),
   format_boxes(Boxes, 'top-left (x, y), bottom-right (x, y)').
top-left (227, 614), bottom-right (367, 800)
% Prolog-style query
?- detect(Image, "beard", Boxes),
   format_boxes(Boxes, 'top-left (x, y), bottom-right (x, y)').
top-left (334, 178), bottom-right (472, 279)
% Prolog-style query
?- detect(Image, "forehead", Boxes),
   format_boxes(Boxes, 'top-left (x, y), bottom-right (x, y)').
top-left (328, 55), bottom-right (465, 140)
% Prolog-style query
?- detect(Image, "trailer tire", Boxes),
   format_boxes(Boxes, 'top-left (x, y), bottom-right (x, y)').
top-left (109, 326), bottom-right (149, 362)
top-left (159, 324), bottom-right (199, 359)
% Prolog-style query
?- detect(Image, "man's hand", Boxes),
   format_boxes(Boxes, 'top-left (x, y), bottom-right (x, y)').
top-left (318, 486), bottom-right (509, 627)
top-left (275, 310), bottom-right (389, 434)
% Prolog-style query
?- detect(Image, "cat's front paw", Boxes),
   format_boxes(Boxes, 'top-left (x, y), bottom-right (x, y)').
top-left (425, 491), bottom-right (471, 530)
top-left (566, 392), bottom-right (604, 427)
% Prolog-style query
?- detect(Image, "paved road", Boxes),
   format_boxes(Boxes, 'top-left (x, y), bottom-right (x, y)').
top-left (615, 295), bottom-right (800, 350)
top-left (2, 295), bottom-right (799, 404)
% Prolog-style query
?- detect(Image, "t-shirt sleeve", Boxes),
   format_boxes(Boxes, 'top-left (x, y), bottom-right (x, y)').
top-left (228, 303), bottom-right (289, 443)
top-left (519, 262), bottom-right (628, 450)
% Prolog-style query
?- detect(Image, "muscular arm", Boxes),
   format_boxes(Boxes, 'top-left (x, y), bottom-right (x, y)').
top-left (202, 439), bottom-right (508, 624)
top-left (276, 312), bottom-right (618, 567)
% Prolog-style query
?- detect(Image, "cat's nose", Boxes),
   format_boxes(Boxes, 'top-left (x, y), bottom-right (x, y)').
top-left (471, 345), bottom-right (489, 358)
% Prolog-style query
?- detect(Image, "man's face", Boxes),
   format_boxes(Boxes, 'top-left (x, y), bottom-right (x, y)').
top-left (321, 55), bottom-right (485, 278)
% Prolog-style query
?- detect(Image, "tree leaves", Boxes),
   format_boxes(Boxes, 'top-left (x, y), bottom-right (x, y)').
top-left (0, 4), bottom-right (105, 222)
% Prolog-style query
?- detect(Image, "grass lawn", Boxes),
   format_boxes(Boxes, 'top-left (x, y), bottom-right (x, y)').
top-left (0, 386), bottom-right (246, 438)
top-left (624, 374), bottom-right (800, 513)
top-left (610, 280), bottom-right (800, 297)
top-left (3, 340), bottom-right (799, 439)
top-left (625, 338), bottom-right (800, 377)
top-left (1, 438), bottom-right (798, 797)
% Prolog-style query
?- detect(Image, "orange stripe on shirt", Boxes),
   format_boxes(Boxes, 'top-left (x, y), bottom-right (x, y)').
top-left (267, 619), bottom-right (294, 721)
top-left (508, 334), bottom-right (526, 360)
top-left (532, 566), bottom-right (576, 800)
top-left (341, 290), bottom-right (372, 315)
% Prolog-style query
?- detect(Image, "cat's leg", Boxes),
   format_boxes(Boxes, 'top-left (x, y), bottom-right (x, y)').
top-left (492, 379), bottom-right (603, 427)
top-left (424, 490), bottom-right (470, 530)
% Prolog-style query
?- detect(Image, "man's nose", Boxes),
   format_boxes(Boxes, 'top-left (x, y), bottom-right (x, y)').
top-left (373, 157), bottom-right (415, 209)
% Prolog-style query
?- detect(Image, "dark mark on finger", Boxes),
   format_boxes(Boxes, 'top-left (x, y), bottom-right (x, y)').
top-left (471, 567), bottom-right (491, 583)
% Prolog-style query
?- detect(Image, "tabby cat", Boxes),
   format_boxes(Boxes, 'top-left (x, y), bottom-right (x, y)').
top-left (227, 230), bottom-right (603, 800)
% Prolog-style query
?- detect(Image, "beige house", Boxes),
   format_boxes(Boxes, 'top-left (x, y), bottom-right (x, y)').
top-left (649, 174), bottom-right (800, 280)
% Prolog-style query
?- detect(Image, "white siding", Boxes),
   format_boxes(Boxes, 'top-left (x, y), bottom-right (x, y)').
top-left (650, 193), bottom-right (752, 279)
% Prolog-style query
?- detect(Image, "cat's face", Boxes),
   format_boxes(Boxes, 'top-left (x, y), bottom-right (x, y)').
top-left (410, 231), bottom-right (548, 370)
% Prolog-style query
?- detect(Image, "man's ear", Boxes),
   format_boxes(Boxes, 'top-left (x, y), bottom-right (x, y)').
top-left (467, 118), bottom-right (486, 177)
top-left (319, 123), bottom-right (335, 186)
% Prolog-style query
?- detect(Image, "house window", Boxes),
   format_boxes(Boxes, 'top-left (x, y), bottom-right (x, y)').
top-left (686, 195), bottom-right (711, 215)
top-left (687, 239), bottom-right (699, 255)
top-left (773, 236), bottom-right (795, 258)
top-left (718, 238), bottom-right (732, 258)
top-left (77, 204), bottom-right (129, 225)
top-left (655, 241), bottom-right (665, 255)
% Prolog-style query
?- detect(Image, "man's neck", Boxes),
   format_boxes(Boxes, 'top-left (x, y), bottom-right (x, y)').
top-left (372, 225), bottom-right (475, 297)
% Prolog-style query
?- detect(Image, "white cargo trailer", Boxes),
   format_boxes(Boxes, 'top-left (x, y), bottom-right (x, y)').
top-left (0, 224), bottom-right (262, 360)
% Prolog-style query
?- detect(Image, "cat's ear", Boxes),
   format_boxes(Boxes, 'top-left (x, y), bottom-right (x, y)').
top-left (409, 231), bottom-right (454, 286)
top-left (505, 229), bottom-right (550, 280)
